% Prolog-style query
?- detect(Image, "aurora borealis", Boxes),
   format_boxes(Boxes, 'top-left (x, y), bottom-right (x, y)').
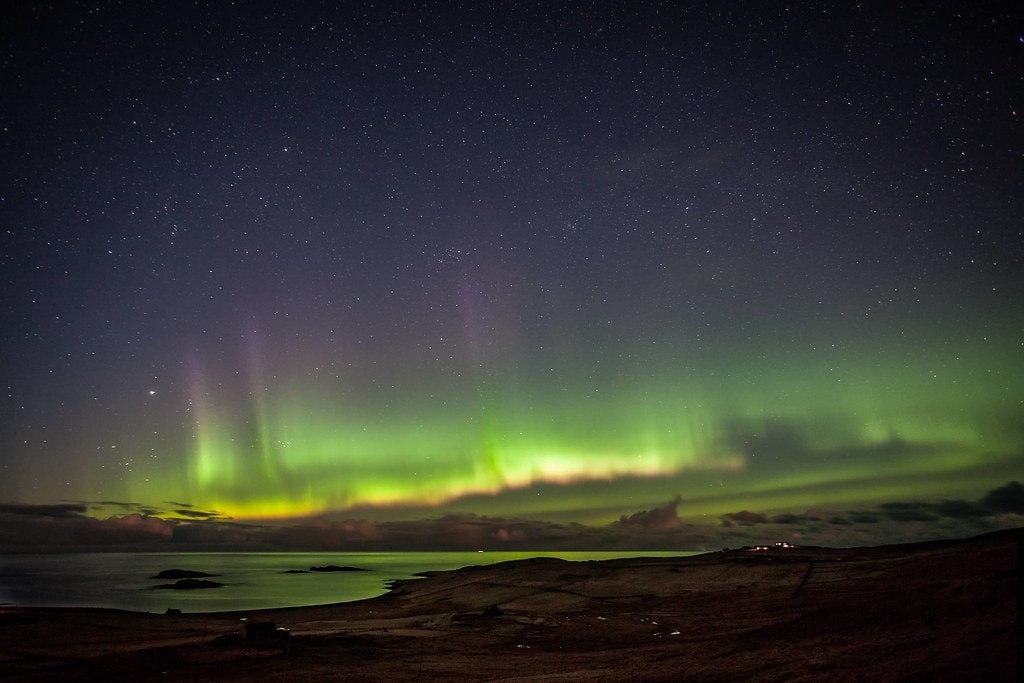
top-left (1, 2), bottom-right (1022, 550)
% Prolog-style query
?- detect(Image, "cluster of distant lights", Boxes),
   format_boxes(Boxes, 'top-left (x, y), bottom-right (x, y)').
top-left (745, 542), bottom-right (797, 552)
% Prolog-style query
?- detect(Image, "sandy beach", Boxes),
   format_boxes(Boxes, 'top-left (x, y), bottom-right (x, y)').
top-left (1, 529), bottom-right (1017, 681)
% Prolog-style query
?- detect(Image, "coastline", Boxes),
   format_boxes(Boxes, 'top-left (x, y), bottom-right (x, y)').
top-left (1, 529), bottom-right (1018, 681)
top-left (0, 550), bottom-right (689, 613)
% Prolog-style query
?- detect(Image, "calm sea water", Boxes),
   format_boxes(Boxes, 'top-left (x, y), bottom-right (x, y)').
top-left (0, 551), bottom-right (689, 614)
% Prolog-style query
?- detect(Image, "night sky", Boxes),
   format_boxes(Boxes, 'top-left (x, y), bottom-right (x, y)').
top-left (2, 2), bottom-right (1022, 550)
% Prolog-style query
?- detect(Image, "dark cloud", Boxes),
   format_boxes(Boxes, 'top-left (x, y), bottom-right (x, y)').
top-left (171, 520), bottom-right (254, 546)
top-left (704, 482), bottom-right (1024, 548)
top-left (876, 484), bottom-right (1024, 523)
top-left (258, 517), bottom-right (386, 549)
top-left (93, 514), bottom-right (175, 540)
top-left (723, 510), bottom-right (767, 525)
top-left (770, 513), bottom-right (805, 525)
top-left (878, 502), bottom-right (937, 522)
top-left (848, 512), bottom-right (880, 524)
top-left (719, 417), bottom-right (961, 476)
top-left (2, 483), bottom-right (1022, 552)
top-left (0, 512), bottom-right (175, 549)
top-left (74, 500), bottom-right (177, 517)
top-left (88, 500), bottom-right (232, 521)
top-left (0, 502), bottom-right (87, 518)
top-left (173, 509), bottom-right (222, 519)
top-left (378, 513), bottom-right (591, 551)
top-left (195, 507), bottom-right (714, 552)
top-left (979, 481), bottom-right (1024, 514)
top-left (614, 497), bottom-right (682, 530)
top-left (934, 499), bottom-right (990, 519)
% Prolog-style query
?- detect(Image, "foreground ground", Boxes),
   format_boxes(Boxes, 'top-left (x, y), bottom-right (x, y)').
top-left (1, 529), bottom-right (1018, 681)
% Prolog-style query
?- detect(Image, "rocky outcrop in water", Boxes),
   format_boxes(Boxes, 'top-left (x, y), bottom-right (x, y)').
top-left (152, 569), bottom-right (217, 579)
top-left (154, 578), bottom-right (224, 590)
top-left (308, 565), bottom-right (365, 572)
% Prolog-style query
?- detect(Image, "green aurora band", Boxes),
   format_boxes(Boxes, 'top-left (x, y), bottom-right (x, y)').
top-left (117, 328), bottom-right (1023, 523)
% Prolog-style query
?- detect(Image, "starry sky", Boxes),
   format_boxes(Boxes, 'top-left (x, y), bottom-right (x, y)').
top-left (1, 2), bottom-right (1022, 550)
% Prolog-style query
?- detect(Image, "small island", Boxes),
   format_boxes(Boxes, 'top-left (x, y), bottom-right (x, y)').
top-left (154, 578), bottom-right (224, 590)
top-left (308, 565), bottom-right (365, 573)
top-left (281, 565), bottom-right (366, 573)
top-left (151, 569), bottom-right (218, 580)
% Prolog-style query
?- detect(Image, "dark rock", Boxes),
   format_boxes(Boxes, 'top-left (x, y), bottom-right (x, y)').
top-left (155, 578), bottom-right (224, 590)
top-left (165, 608), bottom-right (182, 615)
top-left (152, 569), bottom-right (216, 579)
top-left (309, 565), bottom-right (365, 572)
top-left (281, 569), bottom-right (308, 574)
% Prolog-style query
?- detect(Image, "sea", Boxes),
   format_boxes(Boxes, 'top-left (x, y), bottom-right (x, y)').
top-left (0, 551), bottom-right (690, 614)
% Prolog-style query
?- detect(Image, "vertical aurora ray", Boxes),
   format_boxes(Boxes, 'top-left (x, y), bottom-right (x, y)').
top-left (242, 326), bottom-right (277, 480)
top-left (185, 353), bottom-right (236, 491)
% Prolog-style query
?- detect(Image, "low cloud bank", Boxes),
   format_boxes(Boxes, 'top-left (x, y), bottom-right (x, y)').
top-left (1, 482), bottom-right (1021, 552)
top-left (715, 481), bottom-right (1024, 548)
